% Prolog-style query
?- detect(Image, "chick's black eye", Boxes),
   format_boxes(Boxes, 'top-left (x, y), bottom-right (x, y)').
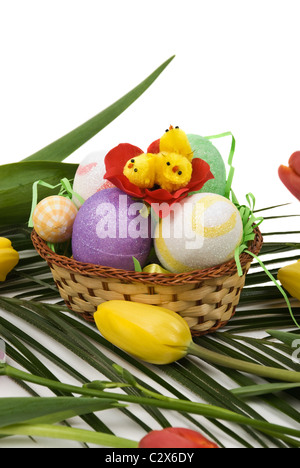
top-left (175, 126), bottom-right (179, 129)
top-left (178, 171), bottom-right (182, 175)
top-left (166, 162), bottom-right (170, 166)
top-left (134, 168), bottom-right (138, 172)
top-left (131, 159), bottom-right (135, 163)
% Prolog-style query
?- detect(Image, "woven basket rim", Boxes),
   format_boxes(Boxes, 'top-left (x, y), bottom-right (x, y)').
top-left (31, 227), bottom-right (263, 286)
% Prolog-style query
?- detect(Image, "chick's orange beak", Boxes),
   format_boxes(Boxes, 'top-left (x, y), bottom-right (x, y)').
top-left (172, 165), bottom-right (179, 173)
top-left (128, 163), bottom-right (134, 169)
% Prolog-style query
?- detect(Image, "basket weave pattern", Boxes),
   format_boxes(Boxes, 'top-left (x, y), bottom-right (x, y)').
top-left (31, 228), bottom-right (263, 336)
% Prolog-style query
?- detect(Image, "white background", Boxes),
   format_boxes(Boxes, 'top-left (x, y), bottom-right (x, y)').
top-left (0, 0), bottom-right (300, 448)
top-left (0, 0), bottom-right (300, 210)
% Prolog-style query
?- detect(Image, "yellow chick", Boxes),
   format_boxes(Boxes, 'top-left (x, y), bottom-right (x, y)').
top-left (159, 126), bottom-right (193, 162)
top-left (123, 127), bottom-right (193, 192)
top-left (155, 152), bottom-right (192, 192)
top-left (123, 153), bottom-right (156, 189)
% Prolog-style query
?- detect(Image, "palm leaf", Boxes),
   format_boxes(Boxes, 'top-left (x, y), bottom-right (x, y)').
top-left (0, 295), bottom-right (296, 448)
top-left (231, 382), bottom-right (300, 398)
top-left (267, 329), bottom-right (300, 346)
top-left (1, 205), bottom-right (300, 447)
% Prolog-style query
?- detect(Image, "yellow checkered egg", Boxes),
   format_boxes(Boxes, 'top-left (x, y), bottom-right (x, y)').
top-left (33, 196), bottom-right (78, 243)
top-left (154, 193), bottom-right (243, 272)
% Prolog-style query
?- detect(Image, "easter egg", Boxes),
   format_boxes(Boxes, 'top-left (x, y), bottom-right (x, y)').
top-left (154, 193), bottom-right (243, 272)
top-left (72, 151), bottom-right (114, 207)
top-left (187, 134), bottom-right (227, 196)
top-left (72, 188), bottom-right (152, 271)
top-left (33, 196), bottom-right (78, 243)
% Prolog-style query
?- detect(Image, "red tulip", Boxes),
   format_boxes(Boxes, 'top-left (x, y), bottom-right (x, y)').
top-left (278, 151), bottom-right (300, 201)
top-left (104, 142), bottom-right (213, 218)
top-left (138, 427), bottom-right (218, 448)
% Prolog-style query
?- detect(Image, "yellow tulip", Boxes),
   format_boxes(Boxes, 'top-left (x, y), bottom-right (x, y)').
top-left (94, 300), bottom-right (300, 382)
top-left (94, 300), bottom-right (191, 365)
top-left (277, 260), bottom-right (300, 301)
top-left (0, 237), bottom-right (19, 282)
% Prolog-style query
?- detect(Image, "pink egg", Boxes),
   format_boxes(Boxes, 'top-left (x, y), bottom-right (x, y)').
top-left (72, 152), bottom-right (114, 207)
top-left (33, 196), bottom-right (78, 243)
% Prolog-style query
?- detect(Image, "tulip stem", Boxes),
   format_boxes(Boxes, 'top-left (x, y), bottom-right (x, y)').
top-left (187, 342), bottom-right (300, 382)
top-left (0, 423), bottom-right (139, 448)
top-left (1, 363), bottom-right (300, 441)
top-left (85, 377), bottom-right (176, 401)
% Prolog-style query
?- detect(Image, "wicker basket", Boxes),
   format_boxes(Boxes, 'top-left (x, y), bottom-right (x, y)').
top-left (31, 227), bottom-right (263, 336)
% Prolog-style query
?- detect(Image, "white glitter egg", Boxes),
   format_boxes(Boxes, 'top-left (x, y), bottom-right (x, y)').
top-left (154, 192), bottom-right (243, 272)
top-left (72, 151), bottom-right (114, 207)
top-left (33, 196), bottom-right (78, 243)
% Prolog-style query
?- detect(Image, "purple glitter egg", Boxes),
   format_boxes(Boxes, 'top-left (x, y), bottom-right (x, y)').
top-left (72, 188), bottom-right (152, 271)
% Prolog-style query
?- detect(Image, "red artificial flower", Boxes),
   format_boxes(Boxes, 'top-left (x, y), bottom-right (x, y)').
top-left (104, 141), bottom-right (214, 217)
top-left (278, 151), bottom-right (300, 201)
top-left (138, 427), bottom-right (219, 448)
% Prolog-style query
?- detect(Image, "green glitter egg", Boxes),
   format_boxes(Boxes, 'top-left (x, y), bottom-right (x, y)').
top-left (187, 134), bottom-right (227, 196)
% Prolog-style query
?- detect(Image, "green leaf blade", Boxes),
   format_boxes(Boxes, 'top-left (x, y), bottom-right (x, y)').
top-left (0, 397), bottom-right (122, 428)
top-left (0, 161), bottom-right (78, 226)
top-left (267, 329), bottom-right (300, 347)
top-left (231, 382), bottom-right (300, 398)
top-left (22, 56), bottom-right (175, 162)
